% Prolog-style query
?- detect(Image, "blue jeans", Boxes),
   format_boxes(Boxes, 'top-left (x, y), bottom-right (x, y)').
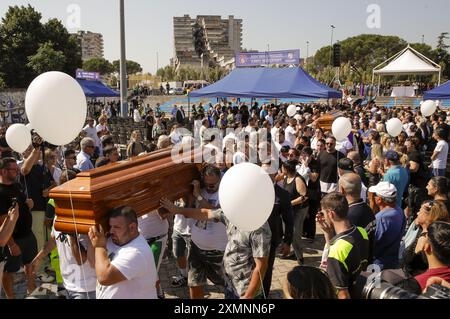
top-left (66, 290), bottom-right (96, 299)
top-left (432, 168), bottom-right (446, 177)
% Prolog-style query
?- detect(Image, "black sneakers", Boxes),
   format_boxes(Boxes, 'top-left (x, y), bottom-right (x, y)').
top-left (171, 275), bottom-right (187, 288)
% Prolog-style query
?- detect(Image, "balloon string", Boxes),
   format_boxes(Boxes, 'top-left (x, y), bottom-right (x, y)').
top-left (62, 146), bottom-right (90, 298)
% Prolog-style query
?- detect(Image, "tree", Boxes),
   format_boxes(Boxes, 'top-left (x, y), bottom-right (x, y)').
top-left (0, 76), bottom-right (5, 89)
top-left (83, 58), bottom-right (114, 75)
top-left (156, 65), bottom-right (176, 81)
top-left (435, 32), bottom-right (450, 80)
top-left (0, 5), bottom-right (82, 88)
top-left (313, 35), bottom-right (407, 82)
top-left (27, 41), bottom-right (66, 74)
top-left (0, 5), bottom-right (45, 88)
top-left (112, 60), bottom-right (143, 75)
top-left (43, 18), bottom-right (82, 78)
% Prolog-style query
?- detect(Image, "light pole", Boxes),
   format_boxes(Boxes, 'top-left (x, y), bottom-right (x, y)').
top-left (119, 0), bottom-right (128, 117)
top-left (306, 41), bottom-right (309, 70)
top-left (156, 51), bottom-right (159, 72)
top-left (422, 35), bottom-right (424, 44)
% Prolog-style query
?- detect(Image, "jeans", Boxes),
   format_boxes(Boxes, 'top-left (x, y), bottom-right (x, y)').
top-left (292, 206), bottom-right (309, 263)
top-left (66, 290), bottom-right (96, 299)
top-left (432, 168), bottom-right (446, 177)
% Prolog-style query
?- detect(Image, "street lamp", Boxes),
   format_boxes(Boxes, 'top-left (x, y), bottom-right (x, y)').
top-left (119, 0), bottom-right (128, 117)
top-left (329, 25), bottom-right (335, 67)
top-left (306, 41), bottom-right (309, 70)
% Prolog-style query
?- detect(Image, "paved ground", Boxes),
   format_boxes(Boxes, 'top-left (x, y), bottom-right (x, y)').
top-left (1, 226), bottom-right (325, 299)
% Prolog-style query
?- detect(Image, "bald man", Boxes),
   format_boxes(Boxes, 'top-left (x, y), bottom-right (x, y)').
top-left (338, 173), bottom-right (374, 229)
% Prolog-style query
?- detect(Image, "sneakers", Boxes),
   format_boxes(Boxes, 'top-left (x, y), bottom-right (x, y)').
top-left (156, 286), bottom-right (165, 299)
top-left (171, 275), bottom-right (187, 288)
top-left (36, 273), bottom-right (55, 283)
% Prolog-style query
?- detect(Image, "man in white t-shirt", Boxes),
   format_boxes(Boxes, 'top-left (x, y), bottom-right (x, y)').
top-left (138, 210), bottom-right (169, 299)
top-left (31, 229), bottom-right (97, 299)
top-left (335, 137), bottom-right (353, 156)
top-left (89, 206), bottom-right (157, 299)
top-left (83, 117), bottom-right (101, 153)
top-left (188, 165), bottom-right (227, 299)
top-left (284, 119), bottom-right (298, 146)
top-left (431, 127), bottom-right (449, 177)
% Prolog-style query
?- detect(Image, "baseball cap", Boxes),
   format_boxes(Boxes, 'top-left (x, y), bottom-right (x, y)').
top-left (338, 158), bottom-right (354, 171)
top-left (385, 150), bottom-right (399, 162)
top-left (368, 181), bottom-right (397, 200)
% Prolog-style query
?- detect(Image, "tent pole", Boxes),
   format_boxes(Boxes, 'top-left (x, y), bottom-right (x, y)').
top-left (188, 95), bottom-right (191, 121)
top-left (438, 71), bottom-right (441, 86)
top-left (377, 75), bottom-right (381, 97)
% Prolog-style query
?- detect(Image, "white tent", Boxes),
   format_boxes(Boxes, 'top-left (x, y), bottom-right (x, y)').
top-left (372, 45), bottom-right (441, 95)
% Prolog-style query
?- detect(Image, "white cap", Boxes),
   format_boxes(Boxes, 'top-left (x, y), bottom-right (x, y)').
top-left (368, 181), bottom-right (397, 200)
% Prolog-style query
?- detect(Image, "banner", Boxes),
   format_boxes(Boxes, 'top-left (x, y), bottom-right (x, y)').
top-left (235, 50), bottom-right (300, 67)
top-left (76, 69), bottom-right (100, 81)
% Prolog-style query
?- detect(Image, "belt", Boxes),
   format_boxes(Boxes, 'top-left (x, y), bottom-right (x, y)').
top-left (146, 234), bottom-right (167, 245)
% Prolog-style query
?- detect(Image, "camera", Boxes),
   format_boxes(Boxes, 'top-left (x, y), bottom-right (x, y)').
top-left (354, 271), bottom-right (450, 299)
top-left (31, 130), bottom-right (55, 149)
top-left (10, 197), bottom-right (18, 209)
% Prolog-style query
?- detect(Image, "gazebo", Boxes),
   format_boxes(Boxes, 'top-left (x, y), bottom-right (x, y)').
top-left (372, 45), bottom-right (441, 95)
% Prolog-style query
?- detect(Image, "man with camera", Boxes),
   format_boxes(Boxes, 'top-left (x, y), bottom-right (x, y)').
top-left (0, 157), bottom-right (36, 298)
top-left (21, 136), bottom-right (56, 253)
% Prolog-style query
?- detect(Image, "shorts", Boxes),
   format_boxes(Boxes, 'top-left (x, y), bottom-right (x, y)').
top-left (146, 235), bottom-right (167, 273)
top-left (188, 241), bottom-right (225, 287)
top-left (172, 231), bottom-right (190, 259)
top-left (0, 261), bottom-right (5, 295)
top-left (66, 290), bottom-right (96, 299)
top-left (4, 232), bottom-right (38, 273)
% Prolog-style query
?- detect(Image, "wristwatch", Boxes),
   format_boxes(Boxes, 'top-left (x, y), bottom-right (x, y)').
top-left (197, 195), bottom-right (203, 202)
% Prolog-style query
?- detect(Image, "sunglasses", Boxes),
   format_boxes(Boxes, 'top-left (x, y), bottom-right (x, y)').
top-left (326, 142), bottom-right (335, 145)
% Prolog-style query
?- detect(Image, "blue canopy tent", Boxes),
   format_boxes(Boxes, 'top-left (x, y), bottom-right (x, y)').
top-left (424, 81), bottom-right (450, 100)
top-left (76, 79), bottom-right (120, 98)
top-left (188, 67), bottom-right (342, 99)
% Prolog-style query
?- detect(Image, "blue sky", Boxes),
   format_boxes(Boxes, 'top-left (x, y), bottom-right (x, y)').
top-left (1, 0), bottom-right (449, 74)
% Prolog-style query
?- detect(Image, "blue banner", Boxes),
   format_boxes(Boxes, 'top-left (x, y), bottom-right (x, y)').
top-left (76, 69), bottom-right (100, 81)
top-left (235, 50), bottom-right (300, 67)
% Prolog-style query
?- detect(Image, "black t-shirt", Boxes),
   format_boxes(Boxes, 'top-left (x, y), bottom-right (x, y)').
top-left (307, 158), bottom-right (321, 200)
top-left (318, 150), bottom-right (345, 184)
top-left (354, 165), bottom-right (369, 187)
top-left (348, 200), bottom-right (374, 229)
top-left (0, 183), bottom-right (33, 239)
top-left (22, 164), bottom-right (54, 211)
top-left (407, 150), bottom-right (427, 187)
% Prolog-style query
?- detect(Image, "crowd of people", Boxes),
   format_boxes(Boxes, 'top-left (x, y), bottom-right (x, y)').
top-left (1, 96), bottom-right (450, 299)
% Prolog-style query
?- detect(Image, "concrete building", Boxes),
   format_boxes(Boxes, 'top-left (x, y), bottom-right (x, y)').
top-left (76, 31), bottom-right (104, 61)
top-left (172, 15), bottom-right (242, 70)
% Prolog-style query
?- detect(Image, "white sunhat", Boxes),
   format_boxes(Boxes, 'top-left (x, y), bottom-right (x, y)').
top-left (368, 181), bottom-right (397, 200)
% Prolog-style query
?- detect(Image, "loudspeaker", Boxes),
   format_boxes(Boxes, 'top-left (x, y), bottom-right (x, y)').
top-left (333, 43), bottom-right (341, 67)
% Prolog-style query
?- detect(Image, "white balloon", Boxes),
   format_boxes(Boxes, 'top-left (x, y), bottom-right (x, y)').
top-left (5, 124), bottom-right (31, 153)
top-left (287, 104), bottom-right (296, 117)
top-left (219, 163), bottom-right (275, 231)
top-left (25, 71), bottom-right (87, 145)
top-left (26, 123), bottom-right (32, 131)
top-left (421, 100), bottom-right (437, 117)
top-left (332, 117), bottom-right (352, 141)
top-left (386, 118), bottom-right (403, 137)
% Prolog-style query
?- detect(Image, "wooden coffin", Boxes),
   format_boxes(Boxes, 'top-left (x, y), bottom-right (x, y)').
top-left (316, 110), bottom-right (343, 132)
top-left (50, 148), bottom-right (200, 234)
